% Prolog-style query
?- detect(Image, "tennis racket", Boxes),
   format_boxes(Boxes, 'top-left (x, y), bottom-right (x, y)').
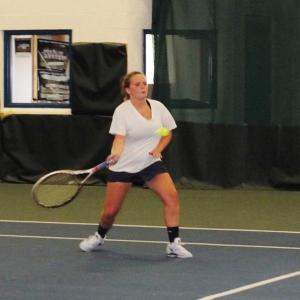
top-left (31, 161), bottom-right (109, 208)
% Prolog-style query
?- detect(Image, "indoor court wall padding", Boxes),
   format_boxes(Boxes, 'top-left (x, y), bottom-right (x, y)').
top-left (1, 115), bottom-right (113, 183)
top-left (1, 115), bottom-right (300, 188)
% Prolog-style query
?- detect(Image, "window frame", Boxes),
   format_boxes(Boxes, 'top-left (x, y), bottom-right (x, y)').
top-left (143, 29), bottom-right (217, 109)
top-left (4, 29), bottom-right (72, 108)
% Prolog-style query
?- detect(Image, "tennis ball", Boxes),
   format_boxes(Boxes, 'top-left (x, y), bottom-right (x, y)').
top-left (155, 127), bottom-right (170, 137)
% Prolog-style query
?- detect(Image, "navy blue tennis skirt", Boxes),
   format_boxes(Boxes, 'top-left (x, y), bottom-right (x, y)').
top-left (107, 161), bottom-right (168, 183)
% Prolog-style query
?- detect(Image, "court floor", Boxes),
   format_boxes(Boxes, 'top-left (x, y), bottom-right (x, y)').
top-left (1, 220), bottom-right (299, 300)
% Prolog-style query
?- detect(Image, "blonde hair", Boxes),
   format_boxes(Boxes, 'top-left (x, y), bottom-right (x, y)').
top-left (121, 71), bottom-right (144, 101)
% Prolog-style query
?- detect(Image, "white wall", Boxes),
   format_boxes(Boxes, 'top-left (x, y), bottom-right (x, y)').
top-left (0, 0), bottom-right (152, 114)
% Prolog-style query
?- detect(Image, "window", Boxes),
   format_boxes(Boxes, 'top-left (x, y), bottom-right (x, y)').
top-left (4, 29), bottom-right (72, 108)
top-left (143, 29), bottom-right (217, 108)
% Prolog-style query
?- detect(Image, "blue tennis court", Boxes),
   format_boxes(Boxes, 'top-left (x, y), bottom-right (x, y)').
top-left (1, 220), bottom-right (299, 300)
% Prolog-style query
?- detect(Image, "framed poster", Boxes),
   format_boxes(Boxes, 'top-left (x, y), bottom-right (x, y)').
top-left (33, 39), bottom-right (70, 102)
top-left (15, 38), bottom-right (31, 53)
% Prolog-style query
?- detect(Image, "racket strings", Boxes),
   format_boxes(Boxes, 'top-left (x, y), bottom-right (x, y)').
top-left (33, 173), bottom-right (81, 207)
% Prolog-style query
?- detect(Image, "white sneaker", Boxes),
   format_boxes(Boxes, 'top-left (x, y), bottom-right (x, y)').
top-left (79, 232), bottom-right (104, 252)
top-left (166, 238), bottom-right (193, 258)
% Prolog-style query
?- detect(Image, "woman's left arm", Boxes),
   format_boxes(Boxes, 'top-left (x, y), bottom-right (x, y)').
top-left (149, 131), bottom-right (173, 158)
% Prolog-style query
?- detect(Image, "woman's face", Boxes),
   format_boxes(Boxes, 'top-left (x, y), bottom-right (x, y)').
top-left (126, 74), bottom-right (148, 100)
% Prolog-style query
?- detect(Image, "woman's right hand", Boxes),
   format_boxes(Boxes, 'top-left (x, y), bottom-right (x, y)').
top-left (106, 153), bottom-right (120, 165)
top-left (107, 135), bottom-right (125, 165)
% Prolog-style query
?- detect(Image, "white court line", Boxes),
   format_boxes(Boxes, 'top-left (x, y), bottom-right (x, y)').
top-left (1, 219), bottom-right (300, 234)
top-left (1, 234), bottom-right (300, 250)
top-left (198, 271), bottom-right (300, 300)
top-left (0, 234), bottom-right (167, 244)
top-left (187, 242), bottom-right (300, 251)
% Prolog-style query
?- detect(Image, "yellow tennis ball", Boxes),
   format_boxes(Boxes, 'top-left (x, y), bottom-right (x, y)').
top-left (156, 127), bottom-right (170, 137)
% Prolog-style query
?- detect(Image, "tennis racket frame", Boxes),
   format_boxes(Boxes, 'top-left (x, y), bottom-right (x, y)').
top-left (31, 161), bottom-right (108, 208)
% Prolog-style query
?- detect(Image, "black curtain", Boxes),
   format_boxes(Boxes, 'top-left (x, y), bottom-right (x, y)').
top-left (2, 115), bottom-right (300, 188)
top-left (70, 43), bottom-right (127, 116)
top-left (1, 115), bottom-right (113, 183)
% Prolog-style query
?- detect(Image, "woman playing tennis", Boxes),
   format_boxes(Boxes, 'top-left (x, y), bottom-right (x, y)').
top-left (79, 71), bottom-right (192, 258)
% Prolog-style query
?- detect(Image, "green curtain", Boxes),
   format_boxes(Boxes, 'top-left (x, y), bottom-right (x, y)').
top-left (150, 0), bottom-right (300, 187)
top-left (152, 0), bottom-right (217, 123)
top-left (152, 0), bottom-right (300, 126)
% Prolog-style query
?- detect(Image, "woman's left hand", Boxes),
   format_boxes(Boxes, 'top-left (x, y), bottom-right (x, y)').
top-left (149, 149), bottom-right (162, 159)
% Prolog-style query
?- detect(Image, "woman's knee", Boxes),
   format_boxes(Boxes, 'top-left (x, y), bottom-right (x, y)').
top-left (165, 188), bottom-right (179, 202)
top-left (163, 191), bottom-right (180, 210)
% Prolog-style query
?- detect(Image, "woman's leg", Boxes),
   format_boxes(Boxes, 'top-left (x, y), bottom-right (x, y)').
top-left (147, 172), bottom-right (192, 258)
top-left (100, 181), bottom-right (132, 228)
top-left (79, 181), bottom-right (131, 252)
top-left (146, 173), bottom-right (180, 227)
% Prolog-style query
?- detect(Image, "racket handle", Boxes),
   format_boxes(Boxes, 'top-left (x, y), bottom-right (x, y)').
top-left (93, 161), bottom-right (109, 172)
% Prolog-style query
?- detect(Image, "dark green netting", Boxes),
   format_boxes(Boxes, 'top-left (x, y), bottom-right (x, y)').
top-left (152, 0), bottom-right (217, 117)
top-left (150, 0), bottom-right (300, 187)
top-left (152, 0), bottom-right (300, 126)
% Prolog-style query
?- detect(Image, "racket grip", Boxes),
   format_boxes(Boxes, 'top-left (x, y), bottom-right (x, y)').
top-left (94, 161), bottom-right (109, 171)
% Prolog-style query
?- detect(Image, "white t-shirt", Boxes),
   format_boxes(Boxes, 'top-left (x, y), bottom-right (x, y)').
top-left (109, 99), bottom-right (177, 173)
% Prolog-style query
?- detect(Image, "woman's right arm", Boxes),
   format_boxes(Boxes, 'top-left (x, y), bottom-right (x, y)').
top-left (107, 134), bottom-right (125, 165)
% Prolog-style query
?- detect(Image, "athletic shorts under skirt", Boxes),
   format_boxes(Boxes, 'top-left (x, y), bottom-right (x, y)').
top-left (107, 161), bottom-right (168, 183)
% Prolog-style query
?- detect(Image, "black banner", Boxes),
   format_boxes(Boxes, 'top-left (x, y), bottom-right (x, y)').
top-left (70, 43), bottom-right (127, 116)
